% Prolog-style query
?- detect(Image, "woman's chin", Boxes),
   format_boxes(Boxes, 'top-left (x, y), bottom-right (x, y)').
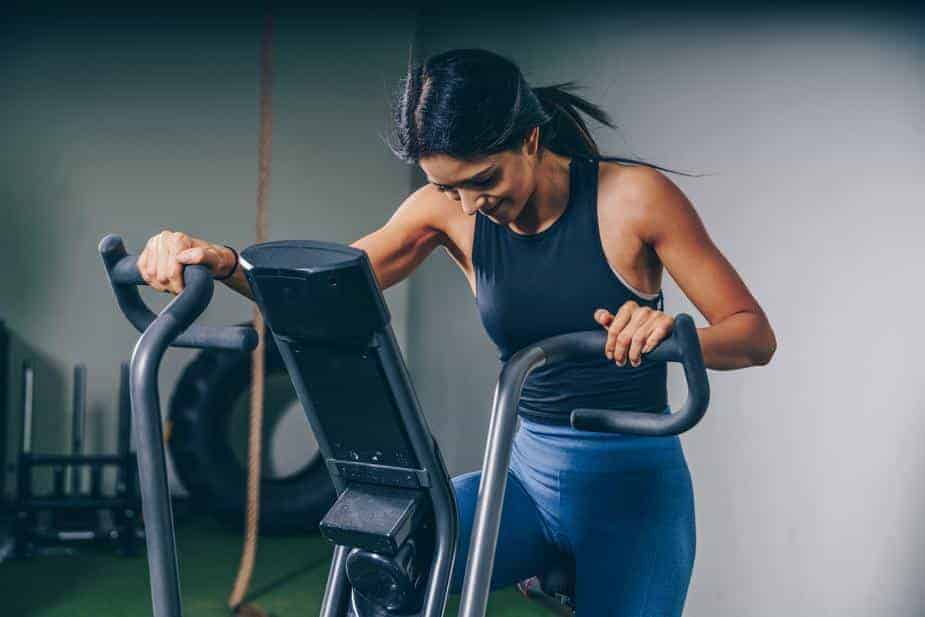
top-left (483, 200), bottom-right (509, 221)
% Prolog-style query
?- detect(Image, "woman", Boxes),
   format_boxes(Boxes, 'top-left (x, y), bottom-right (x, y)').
top-left (139, 48), bottom-right (775, 616)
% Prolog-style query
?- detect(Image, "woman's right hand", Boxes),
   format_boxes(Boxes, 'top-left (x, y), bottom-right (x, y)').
top-left (137, 230), bottom-right (235, 295)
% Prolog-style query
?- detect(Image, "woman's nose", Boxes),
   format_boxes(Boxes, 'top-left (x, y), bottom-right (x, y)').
top-left (462, 194), bottom-right (489, 216)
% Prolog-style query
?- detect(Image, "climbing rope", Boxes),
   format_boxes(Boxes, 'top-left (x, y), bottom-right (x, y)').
top-left (228, 13), bottom-right (274, 617)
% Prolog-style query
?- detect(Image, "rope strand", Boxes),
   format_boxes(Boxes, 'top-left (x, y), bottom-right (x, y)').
top-left (228, 13), bottom-right (273, 617)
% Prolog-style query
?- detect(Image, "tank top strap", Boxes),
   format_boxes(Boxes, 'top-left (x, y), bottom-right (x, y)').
top-left (580, 155), bottom-right (664, 311)
top-left (569, 155), bottom-right (599, 220)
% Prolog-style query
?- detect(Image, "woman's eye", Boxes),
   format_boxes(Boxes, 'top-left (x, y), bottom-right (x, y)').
top-left (435, 174), bottom-right (496, 192)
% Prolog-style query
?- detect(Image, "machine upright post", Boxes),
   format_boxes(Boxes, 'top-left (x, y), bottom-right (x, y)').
top-left (70, 364), bottom-right (87, 494)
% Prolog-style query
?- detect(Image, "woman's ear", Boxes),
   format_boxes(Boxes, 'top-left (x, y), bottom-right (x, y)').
top-left (521, 125), bottom-right (541, 157)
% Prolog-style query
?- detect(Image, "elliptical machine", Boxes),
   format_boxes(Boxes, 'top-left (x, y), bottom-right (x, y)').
top-left (99, 235), bottom-right (709, 617)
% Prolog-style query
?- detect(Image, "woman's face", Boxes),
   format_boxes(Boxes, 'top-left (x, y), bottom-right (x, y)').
top-left (419, 148), bottom-right (536, 224)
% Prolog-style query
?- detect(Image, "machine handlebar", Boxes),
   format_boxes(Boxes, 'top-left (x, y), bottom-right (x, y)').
top-left (98, 234), bottom-right (258, 351)
top-left (531, 313), bottom-right (709, 436)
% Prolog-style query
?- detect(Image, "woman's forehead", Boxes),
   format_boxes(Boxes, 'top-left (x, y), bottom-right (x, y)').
top-left (419, 154), bottom-right (502, 184)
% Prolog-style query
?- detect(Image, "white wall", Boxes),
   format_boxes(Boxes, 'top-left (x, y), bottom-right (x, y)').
top-left (411, 6), bottom-right (925, 616)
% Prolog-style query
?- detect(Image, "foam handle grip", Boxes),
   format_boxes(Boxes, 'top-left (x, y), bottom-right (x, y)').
top-left (539, 313), bottom-right (709, 436)
top-left (99, 234), bottom-right (258, 351)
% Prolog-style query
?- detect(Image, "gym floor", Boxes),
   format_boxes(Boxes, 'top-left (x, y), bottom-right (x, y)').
top-left (1, 512), bottom-right (532, 617)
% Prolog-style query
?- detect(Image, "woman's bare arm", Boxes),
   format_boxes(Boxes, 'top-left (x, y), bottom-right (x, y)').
top-left (606, 166), bottom-right (777, 370)
top-left (349, 187), bottom-right (448, 290)
top-left (212, 186), bottom-right (447, 298)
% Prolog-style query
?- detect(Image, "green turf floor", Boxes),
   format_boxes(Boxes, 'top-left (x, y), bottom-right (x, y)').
top-left (2, 516), bottom-right (540, 616)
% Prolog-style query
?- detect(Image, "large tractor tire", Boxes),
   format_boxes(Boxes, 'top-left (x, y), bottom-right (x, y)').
top-left (167, 330), bottom-right (335, 536)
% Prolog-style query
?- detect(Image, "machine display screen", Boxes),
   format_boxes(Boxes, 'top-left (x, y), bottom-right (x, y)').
top-left (289, 343), bottom-right (420, 469)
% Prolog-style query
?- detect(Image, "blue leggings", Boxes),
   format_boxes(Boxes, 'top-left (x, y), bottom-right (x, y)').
top-left (448, 413), bottom-right (696, 616)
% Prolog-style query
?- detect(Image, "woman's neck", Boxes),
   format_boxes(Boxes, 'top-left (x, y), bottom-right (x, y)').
top-left (509, 151), bottom-right (573, 235)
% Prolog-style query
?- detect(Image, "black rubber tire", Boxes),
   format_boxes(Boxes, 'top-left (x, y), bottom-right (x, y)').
top-left (167, 329), bottom-right (335, 536)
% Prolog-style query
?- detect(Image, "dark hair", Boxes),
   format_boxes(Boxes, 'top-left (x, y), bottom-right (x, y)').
top-left (386, 48), bottom-right (695, 176)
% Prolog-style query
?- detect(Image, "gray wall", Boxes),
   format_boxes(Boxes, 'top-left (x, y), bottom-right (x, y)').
top-left (3, 5), bottom-right (925, 616)
top-left (0, 9), bottom-right (419, 495)
top-left (411, 5), bottom-right (925, 617)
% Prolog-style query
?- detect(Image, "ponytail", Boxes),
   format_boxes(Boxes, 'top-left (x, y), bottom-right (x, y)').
top-left (532, 82), bottom-right (609, 158)
top-left (532, 82), bottom-right (698, 177)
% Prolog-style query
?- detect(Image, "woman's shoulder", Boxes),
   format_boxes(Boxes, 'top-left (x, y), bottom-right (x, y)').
top-left (401, 182), bottom-right (465, 235)
top-left (596, 158), bottom-right (694, 241)
top-left (597, 159), bottom-right (674, 201)
top-left (404, 181), bottom-right (475, 260)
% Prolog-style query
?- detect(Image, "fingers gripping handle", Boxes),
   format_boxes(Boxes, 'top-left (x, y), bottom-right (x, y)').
top-left (542, 313), bottom-right (710, 436)
top-left (99, 234), bottom-right (258, 351)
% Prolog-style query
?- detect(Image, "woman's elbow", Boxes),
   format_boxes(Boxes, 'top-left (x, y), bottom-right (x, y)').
top-left (751, 321), bottom-right (777, 366)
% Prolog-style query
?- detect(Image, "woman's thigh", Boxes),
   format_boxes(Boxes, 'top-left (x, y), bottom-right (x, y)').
top-left (562, 464), bottom-right (696, 617)
top-left (449, 468), bottom-right (561, 594)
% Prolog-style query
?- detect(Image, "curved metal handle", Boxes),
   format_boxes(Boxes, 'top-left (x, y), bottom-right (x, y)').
top-left (99, 234), bottom-right (258, 617)
top-left (538, 313), bottom-right (709, 436)
top-left (457, 313), bottom-right (710, 617)
top-left (99, 234), bottom-right (258, 351)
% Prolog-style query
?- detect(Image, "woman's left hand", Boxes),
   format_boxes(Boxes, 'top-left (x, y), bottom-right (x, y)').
top-left (594, 301), bottom-right (675, 367)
